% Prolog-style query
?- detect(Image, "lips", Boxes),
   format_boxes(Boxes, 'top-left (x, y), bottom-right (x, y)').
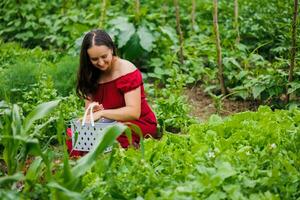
top-left (96, 64), bottom-right (108, 70)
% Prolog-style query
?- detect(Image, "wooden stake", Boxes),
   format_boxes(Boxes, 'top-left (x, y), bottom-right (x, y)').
top-left (234, 0), bottom-right (240, 44)
top-left (174, 0), bottom-right (184, 65)
top-left (213, 0), bottom-right (227, 94)
top-left (286, 0), bottom-right (299, 103)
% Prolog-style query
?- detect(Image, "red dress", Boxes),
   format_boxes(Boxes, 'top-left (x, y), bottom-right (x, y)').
top-left (92, 69), bottom-right (157, 148)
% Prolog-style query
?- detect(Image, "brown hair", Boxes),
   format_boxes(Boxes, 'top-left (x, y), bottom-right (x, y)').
top-left (76, 29), bottom-right (117, 99)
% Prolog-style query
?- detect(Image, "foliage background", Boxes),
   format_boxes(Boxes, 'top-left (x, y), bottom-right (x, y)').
top-left (0, 0), bottom-right (299, 199)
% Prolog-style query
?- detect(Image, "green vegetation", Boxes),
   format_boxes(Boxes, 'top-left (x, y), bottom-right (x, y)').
top-left (0, 0), bottom-right (299, 199)
top-left (81, 107), bottom-right (300, 199)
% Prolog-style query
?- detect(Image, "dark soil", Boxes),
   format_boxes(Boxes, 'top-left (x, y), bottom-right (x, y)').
top-left (0, 159), bottom-right (7, 175)
top-left (185, 87), bottom-right (259, 121)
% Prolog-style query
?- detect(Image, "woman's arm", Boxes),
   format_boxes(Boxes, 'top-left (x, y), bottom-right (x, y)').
top-left (87, 87), bottom-right (141, 122)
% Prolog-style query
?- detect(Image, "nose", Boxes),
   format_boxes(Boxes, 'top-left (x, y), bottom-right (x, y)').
top-left (97, 58), bottom-right (104, 66)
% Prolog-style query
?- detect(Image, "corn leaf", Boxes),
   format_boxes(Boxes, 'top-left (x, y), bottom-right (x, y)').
top-left (71, 123), bottom-right (128, 178)
top-left (0, 172), bottom-right (23, 187)
top-left (23, 100), bottom-right (60, 134)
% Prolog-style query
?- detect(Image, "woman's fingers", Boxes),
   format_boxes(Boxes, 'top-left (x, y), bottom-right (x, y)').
top-left (84, 112), bottom-right (101, 123)
top-left (93, 103), bottom-right (104, 112)
top-left (99, 104), bottom-right (104, 110)
top-left (82, 102), bottom-right (104, 123)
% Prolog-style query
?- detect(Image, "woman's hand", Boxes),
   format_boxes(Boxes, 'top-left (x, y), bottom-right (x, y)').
top-left (81, 102), bottom-right (105, 124)
top-left (87, 102), bottom-right (104, 113)
top-left (85, 110), bottom-right (103, 123)
top-left (92, 103), bottom-right (104, 113)
top-left (85, 101), bottom-right (104, 112)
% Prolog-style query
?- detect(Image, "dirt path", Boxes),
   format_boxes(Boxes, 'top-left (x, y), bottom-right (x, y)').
top-left (185, 87), bottom-right (259, 121)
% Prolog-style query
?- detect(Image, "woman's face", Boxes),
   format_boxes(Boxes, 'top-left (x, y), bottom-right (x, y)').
top-left (87, 45), bottom-right (114, 71)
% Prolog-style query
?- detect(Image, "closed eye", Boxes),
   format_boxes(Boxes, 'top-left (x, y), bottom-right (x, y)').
top-left (90, 55), bottom-right (107, 61)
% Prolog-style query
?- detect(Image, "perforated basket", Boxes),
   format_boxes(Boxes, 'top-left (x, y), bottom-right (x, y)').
top-left (71, 119), bottom-right (116, 151)
top-left (71, 103), bottom-right (116, 152)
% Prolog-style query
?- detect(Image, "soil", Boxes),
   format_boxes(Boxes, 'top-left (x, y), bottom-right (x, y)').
top-left (185, 87), bottom-right (259, 121)
top-left (0, 159), bottom-right (7, 174)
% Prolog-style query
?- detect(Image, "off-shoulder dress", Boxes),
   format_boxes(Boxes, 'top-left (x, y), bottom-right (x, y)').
top-left (92, 69), bottom-right (157, 147)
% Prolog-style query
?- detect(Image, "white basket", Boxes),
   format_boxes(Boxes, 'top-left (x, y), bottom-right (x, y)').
top-left (71, 103), bottom-right (116, 152)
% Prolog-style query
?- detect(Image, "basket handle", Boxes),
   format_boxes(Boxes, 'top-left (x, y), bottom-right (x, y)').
top-left (81, 102), bottom-right (97, 126)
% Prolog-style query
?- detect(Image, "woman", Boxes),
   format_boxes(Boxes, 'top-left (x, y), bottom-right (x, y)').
top-left (70, 29), bottom-right (157, 152)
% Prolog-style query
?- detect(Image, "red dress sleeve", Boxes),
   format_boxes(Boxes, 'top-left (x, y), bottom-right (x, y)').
top-left (116, 69), bottom-right (143, 93)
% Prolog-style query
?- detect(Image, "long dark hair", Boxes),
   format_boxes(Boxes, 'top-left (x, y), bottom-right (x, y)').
top-left (76, 29), bottom-right (117, 99)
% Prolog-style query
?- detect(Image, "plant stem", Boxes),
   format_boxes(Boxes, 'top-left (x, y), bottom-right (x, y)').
top-left (135, 0), bottom-right (140, 22)
top-left (191, 0), bottom-right (196, 31)
top-left (99, 0), bottom-right (107, 29)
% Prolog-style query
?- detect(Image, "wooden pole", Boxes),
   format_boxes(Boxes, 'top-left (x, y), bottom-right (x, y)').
top-left (213, 0), bottom-right (227, 95)
top-left (234, 0), bottom-right (240, 44)
top-left (174, 0), bottom-right (184, 65)
top-left (286, 0), bottom-right (299, 102)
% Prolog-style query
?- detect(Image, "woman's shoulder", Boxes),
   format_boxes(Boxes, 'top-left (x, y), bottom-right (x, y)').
top-left (118, 59), bottom-right (137, 75)
top-left (115, 59), bottom-right (142, 92)
top-left (117, 59), bottom-right (141, 81)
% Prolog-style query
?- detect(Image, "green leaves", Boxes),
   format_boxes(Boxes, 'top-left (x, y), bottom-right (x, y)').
top-left (0, 173), bottom-right (24, 187)
top-left (23, 99), bottom-right (60, 133)
top-left (0, 0), bottom-right (299, 199)
top-left (109, 17), bottom-right (136, 48)
top-left (0, 100), bottom-right (60, 175)
top-left (287, 82), bottom-right (300, 94)
top-left (71, 123), bottom-right (128, 178)
top-left (79, 107), bottom-right (300, 199)
top-left (25, 157), bottom-right (43, 181)
top-left (0, 99), bottom-right (137, 198)
top-left (252, 85), bottom-right (266, 99)
top-left (214, 161), bottom-right (236, 181)
top-left (47, 181), bottom-right (83, 200)
top-left (0, 1), bottom-right (94, 49)
top-left (107, 16), bottom-right (155, 60)
top-left (1, 100), bottom-right (300, 199)
top-left (137, 26), bottom-right (155, 52)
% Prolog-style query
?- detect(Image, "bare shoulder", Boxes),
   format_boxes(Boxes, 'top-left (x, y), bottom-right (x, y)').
top-left (118, 59), bottom-right (137, 75)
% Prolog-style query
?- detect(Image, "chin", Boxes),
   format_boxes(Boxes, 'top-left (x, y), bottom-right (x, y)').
top-left (96, 65), bottom-right (108, 71)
